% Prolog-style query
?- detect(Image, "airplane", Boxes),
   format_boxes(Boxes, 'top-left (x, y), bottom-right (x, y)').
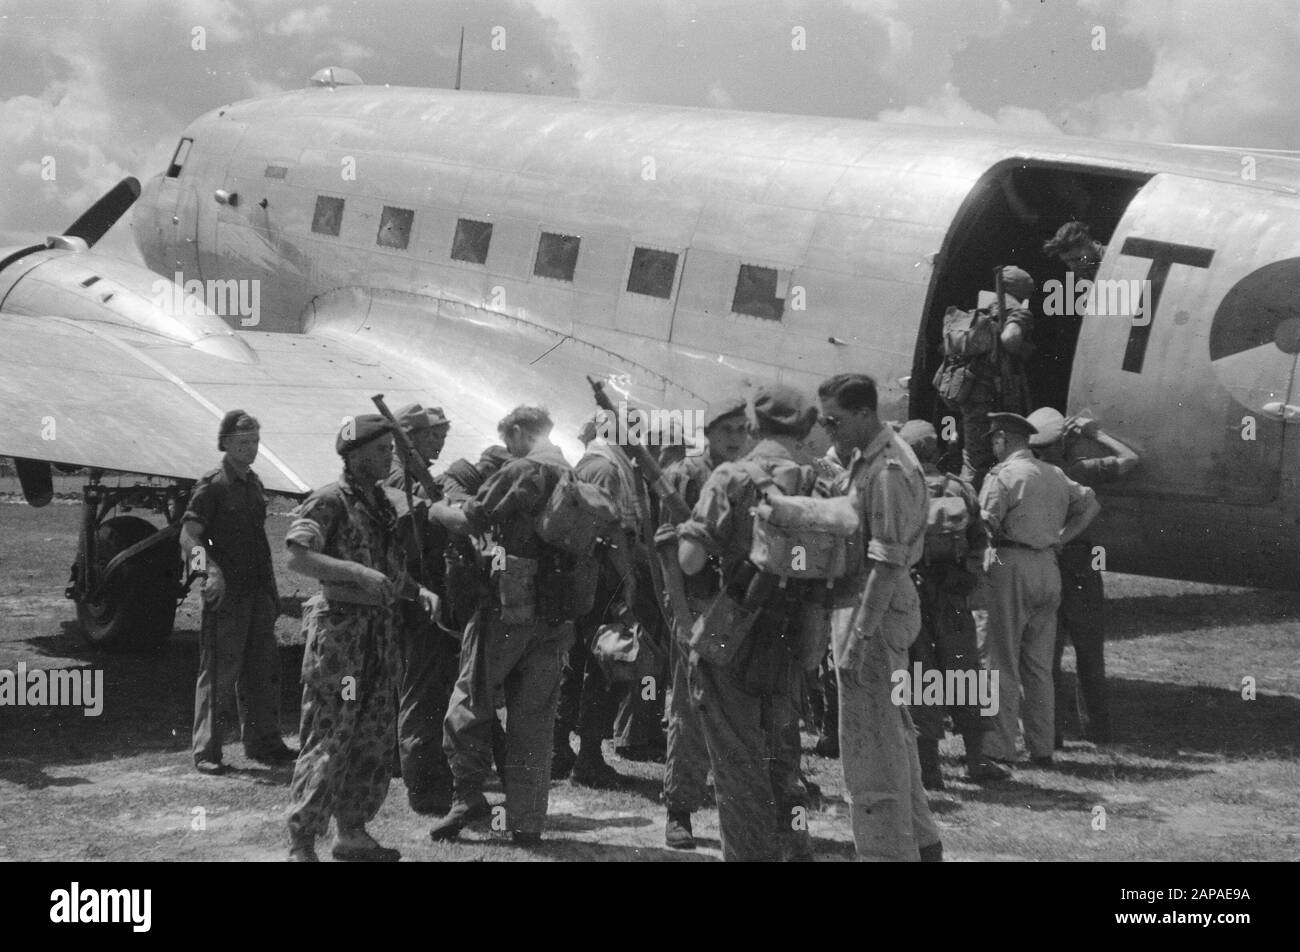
top-left (3, 66), bottom-right (1299, 650)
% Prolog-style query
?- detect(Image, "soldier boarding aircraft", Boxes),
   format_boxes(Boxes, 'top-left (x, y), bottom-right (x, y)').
top-left (2, 68), bottom-right (1299, 648)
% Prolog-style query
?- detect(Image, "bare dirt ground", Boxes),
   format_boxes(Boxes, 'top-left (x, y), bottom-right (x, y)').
top-left (2, 488), bottom-right (1298, 862)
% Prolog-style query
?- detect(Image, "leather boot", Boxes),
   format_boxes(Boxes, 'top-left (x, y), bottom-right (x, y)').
top-left (918, 737), bottom-right (944, 791)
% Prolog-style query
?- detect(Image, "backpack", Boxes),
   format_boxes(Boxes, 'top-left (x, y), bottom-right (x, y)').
top-left (940, 305), bottom-right (1001, 360)
top-left (923, 473), bottom-right (972, 565)
top-left (932, 306), bottom-right (1002, 407)
top-left (535, 469), bottom-right (620, 558)
top-left (743, 462), bottom-right (861, 584)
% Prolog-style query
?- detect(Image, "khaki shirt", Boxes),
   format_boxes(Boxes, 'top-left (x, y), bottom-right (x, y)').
top-left (979, 448), bottom-right (1095, 550)
top-left (842, 426), bottom-right (928, 571)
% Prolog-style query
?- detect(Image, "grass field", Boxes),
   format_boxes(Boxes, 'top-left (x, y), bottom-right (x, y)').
top-left (1, 488), bottom-right (1298, 862)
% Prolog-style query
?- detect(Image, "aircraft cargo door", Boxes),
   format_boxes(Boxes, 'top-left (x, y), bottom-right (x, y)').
top-left (1068, 173), bottom-right (1300, 504)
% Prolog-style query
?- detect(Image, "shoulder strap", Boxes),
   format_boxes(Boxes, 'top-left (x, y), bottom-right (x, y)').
top-left (739, 459), bottom-right (778, 495)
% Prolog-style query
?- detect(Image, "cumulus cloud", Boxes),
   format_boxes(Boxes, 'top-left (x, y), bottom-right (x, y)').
top-left (878, 82), bottom-right (1062, 135)
top-left (265, 5), bottom-right (331, 37)
top-left (1066, 0), bottom-right (1300, 147)
top-left (1, 0), bottom-right (1293, 268)
top-left (0, 0), bottom-right (581, 260)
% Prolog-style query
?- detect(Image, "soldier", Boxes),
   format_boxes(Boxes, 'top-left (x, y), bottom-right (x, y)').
top-left (1042, 221), bottom-right (1106, 282)
top-left (553, 411), bottom-right (640, 788)
top-left (939, 266), bottom-right (1037, 490)
top-left (816, 375), bottom-right (942, 862)
top-left (1028, 407), bottom-right (1139, 747)
top-left (431, 406), bottom-right (577, 845)
top-left (897, 420), bottom-right (1009, 787)
top-left (674, 384), bottom-right (818, 862)
top-left (658, 395), bottom-right (749, 849)
top-left (978, 412), bottom-right (1100, 767)
top-left (809, 444), bottom-right (849, 759)
top-left (182, 410), bottom-right (293, 775)
top-left (383, 403), bottom-right (462, 816)
top-left (284, 414), bottom-right (439, 862)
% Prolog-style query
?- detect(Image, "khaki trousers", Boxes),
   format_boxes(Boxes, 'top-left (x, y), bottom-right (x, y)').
top-left (983, 547), bottom-right (1061, 760)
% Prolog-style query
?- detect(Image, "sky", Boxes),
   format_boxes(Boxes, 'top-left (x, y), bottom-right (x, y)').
top-left (0, 0), bottom-right (1295, 262)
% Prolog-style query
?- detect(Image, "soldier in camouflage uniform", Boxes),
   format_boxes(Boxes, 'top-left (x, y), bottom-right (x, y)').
top-left (284, 415), bottom-right (438, 862)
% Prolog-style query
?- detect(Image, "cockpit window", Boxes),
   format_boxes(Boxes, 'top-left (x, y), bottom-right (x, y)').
top-left (166, 138), bottom-right (193, 179)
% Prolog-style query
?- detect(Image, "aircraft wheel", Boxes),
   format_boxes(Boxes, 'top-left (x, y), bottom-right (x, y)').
top-left (75, 515), bottom-right (178, 651)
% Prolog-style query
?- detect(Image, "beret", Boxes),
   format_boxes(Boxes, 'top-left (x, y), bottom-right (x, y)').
top-left (218, 410), bottom-right (259, 449)
top-left (394, 402), bottom-right (450, 432)
top-left (751, 384), bottom-right (818, 437)
top-left (336, 413), bottom-right (393, 456)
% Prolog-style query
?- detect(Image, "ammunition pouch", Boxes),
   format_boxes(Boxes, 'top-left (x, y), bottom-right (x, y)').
top-left (493, 554), bottom-right (538, 626)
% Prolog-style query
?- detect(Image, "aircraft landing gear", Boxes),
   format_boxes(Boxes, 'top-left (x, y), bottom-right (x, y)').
top-left (66, 473), bottom-right (192, 651)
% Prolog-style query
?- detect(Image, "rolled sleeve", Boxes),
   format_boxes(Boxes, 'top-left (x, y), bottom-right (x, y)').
top-left (285, 494), bottom-right (338, 552)
top-left (979, 472), bottom-right (1010, 538)
top-left (864, 465), bottom-right (911, 567)
top-left (1066, 456), bottom-right (1122, 484)
top-left (182, 479), bottom-right (218, 532)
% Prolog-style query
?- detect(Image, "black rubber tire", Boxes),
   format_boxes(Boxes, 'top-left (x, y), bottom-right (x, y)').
top-left (75, 515), bottom-right (178, 651)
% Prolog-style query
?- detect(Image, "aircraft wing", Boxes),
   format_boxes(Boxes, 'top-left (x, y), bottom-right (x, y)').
top-left (0, 313), bottom-right (443, 495)
top-left (0, 289), bottom-right (708, 496)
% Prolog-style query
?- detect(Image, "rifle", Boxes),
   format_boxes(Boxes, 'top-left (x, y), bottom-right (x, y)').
top-left (372, 394), bottom-right (446, 594)
top-left (587, 377), bottom-right (694, 644)
top-left (587, 378), bottom-right (690, 523)
top-left (372, 394), bottom-right (445, 504)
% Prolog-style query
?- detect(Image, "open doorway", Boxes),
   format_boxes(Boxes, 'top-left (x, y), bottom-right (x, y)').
top-left (909, 161), bottom-right (1151, 464)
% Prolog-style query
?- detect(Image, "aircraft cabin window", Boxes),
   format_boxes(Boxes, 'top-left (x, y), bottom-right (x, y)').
top-left (264, 165), bottom-right (289, 179)
top-left (311, 196), bottom-right (345, 237)
top-left (451, 218), bottom-right (493, 264)
top-left (378, 206), bottom-right (415, 250)
top-left (732, 264), bottom-right (785, 321)
top-left (534, 232), bottom-right (581, 281)
top-left (626, 247), bottom-right (679, 299)
top-left (166, 137), bottom-right (193, 179)
top-left (80, 276), bottom-right (100, 288)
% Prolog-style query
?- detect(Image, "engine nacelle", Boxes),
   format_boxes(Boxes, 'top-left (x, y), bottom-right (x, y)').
top-left (0, 243), bottom-right (255, 363)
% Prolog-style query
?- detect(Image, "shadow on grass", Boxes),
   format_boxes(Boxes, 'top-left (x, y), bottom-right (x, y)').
top-left (546, 812), bottom-right (653, 833)
top-left (3, 625), bottom-right (308, 767)
top-left (1106, 589), bottom-right (1300, 640)
top-left (1109, 677), bottom-right (1300, 761)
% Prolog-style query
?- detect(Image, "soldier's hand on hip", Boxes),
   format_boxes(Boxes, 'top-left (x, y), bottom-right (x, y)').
top-left (352, 565), bottom-right (394, 602)
top-left (201, 568), bottom-right (226, 609)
